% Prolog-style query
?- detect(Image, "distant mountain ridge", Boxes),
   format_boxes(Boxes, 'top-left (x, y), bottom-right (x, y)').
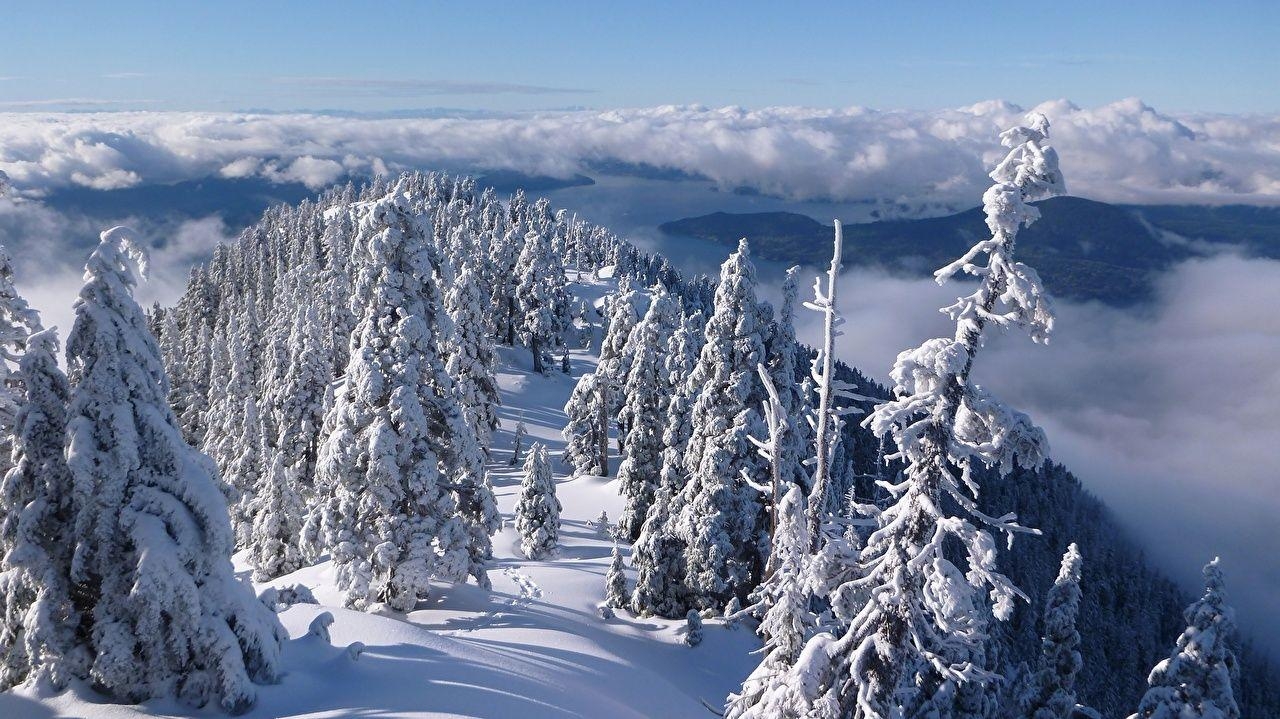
top-left (660, 197), bottom-right (1280, 305)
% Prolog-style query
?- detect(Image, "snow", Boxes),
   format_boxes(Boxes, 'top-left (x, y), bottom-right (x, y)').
top-left (10, 274), bottom-right (760, 718)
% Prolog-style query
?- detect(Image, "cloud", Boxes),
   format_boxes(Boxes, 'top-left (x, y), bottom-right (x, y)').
top-left (102, 72), bottom-right (147, 79)
top-left (2, 99), bottom-right (1279, 204)
top-left (274, 76), bottom-right (594, 96)
top-left (788, 253), bottom-right (1280, 657)
top-left (0, 98), bottom-right (156, 109)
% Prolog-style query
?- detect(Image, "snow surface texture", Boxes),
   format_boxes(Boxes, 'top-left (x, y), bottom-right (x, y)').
top-left (3, 100), bottom-right (1280, 204)
top-left (8, 276), bottom-right (759, 718)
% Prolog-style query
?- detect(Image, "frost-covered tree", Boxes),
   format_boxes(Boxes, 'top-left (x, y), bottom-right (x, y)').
top-left (725, 484), bottom-right (813, 719)
top-left (673, 239), bottom-right (770, 611)
top-left (272, 302), bottom-right (331, 486)
top-left (302, 196), bottom-right (472, 611)
top-left (514, 229), bottom-right (568, 373)
top-left (766, 266), bottom-right (809, 491)
top-left (629, 462), bottom-right (688, 618)
top-left (247, 434), bottom-right (306, 582)
top-left (562, 372), bottom-right (608, 477)
top-left (445, 264), bottom-right (501, 454)
top-left (0, 243), bottom-right (41, 471)
top-left (768, 114), bottom-right (1066, 718)
top-left (0, 329), bottom-right (80, 691)
top-left (1024, 544), bottom-right (1086, 719)
top-left (598, 280), bottom-right (641, 410)
top-left (684, 609), bottom-right (703, 647)
top-left (615, 289), bottom-right (678, 541)
top-left (1128, 559), bottom-right (1239, 719)
top-left (64, 228), bottom-right (283, 713)
top-left (604, 544), bottom-right (628, 609)
top-left (515, 443), bottom-right (560, 560)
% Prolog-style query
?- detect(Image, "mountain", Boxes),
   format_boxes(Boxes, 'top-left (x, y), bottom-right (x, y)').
top-left (659, 197), bottom-right (1280, 305)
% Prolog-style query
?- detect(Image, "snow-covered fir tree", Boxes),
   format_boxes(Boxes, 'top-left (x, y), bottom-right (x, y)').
top-left (247, 433), bottom-right (306, 582)
top-left (302, 195), bottom-right (474, 611)
top-left (562, 372), bottom-right (609, 477)
top-left (1128, 559), bottom-right (1239, 719)
top-left (604, 544), bottom-right (628, 609)
top-left (515, 443), bottom-right (560, 560)
top-left (0, 243), bottom-right (41, 473)
top-left (271, 302), bottom-right (331, 486)
top-left (725, 484), bottom-right (813, 719)
top-left (64, 228), bottom-right (283, 713)
top-left (1023, 544), bottom-right (1087, 719)
top-left (765, 265), bottom-right (810, 491)
top-left (514, 228), bottom-right (568, 374)
top-left (615, 288), bottom-right (679, 541)
top-left (629, 461), bottom-right (688, 617)
top-left (597, 280), bottom-right (641, 416)
top-left (672, 239), bottom-right (770, 612)
top-left (445, 264), bottom-right (501, 454)
top-left (757, 114), bottom-right (1066, 717)
top-left (0, 329), bottom-right (80, 691)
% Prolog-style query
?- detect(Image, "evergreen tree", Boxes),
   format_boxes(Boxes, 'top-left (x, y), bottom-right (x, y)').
top-left (629, 455), bottom-right (688, 618)
top-left (0, 329), bottom-right (80, 690)
top-left (604, 544), bottom-right (628, 609)
top-left (1128, 559), bottom-right (1240, 719)
top-left (673, 239), bottom-right (770, 611)
top-left (562, 372), bottom-right (608, 477)
top-left (725, 485), bottom-right (813, 719)
top-left (247, 433), bottom-right (306, 582)
top-left (615, 289), bottom-right (678, 541)
top-left (64, 228), bottom-right (283, 712)
top-left (514, 229), bottom-right (567, 374)
top-left (767, 266), bottom-right (809, 491)
top-left (302, 195), bottom-right (472, 611)
top-left (0, 243), bottom-right (41, 472)
top-left (515, 443), bottom-right (560, 560)
top-left (1024, 544), bottom-right (1087, 719)
top-left (272, 302), bottom-right (330, 487)
top-left (445, 264), bottom-right (501, 454)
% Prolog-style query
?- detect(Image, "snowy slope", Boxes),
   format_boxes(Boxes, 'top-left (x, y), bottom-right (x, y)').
top-left (9, 275), bottom-right (759, 719)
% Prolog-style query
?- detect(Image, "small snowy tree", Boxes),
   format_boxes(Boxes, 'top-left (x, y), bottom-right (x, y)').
top-left (0, 329), bottom-right (80, 691)
top-left (562, 372), bottom-right (608, 476)
top-left (1128, 558), bottom-right (1240, 719)
top-left (684, 609), bottom-right (703, 647)
top-left (514, 229), bottom-right (567, 373)
top-left (64, 228), bottom-right (283, 712)
top-left (1024, 543), bottom-right (1086, 719)
top-left (247, 435), bottom-right (306, 582)
top-left (604, 544), bottom-right (628, 609)
top-left (515, 443), bottom-right (560, 560)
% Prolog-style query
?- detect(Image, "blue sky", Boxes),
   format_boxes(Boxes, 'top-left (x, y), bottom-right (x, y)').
top-left (1, 1), bottom-right (1276, 113)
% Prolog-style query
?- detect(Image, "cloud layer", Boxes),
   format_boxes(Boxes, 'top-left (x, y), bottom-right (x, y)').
top-left (3, 99), bottom-right (1280, 201)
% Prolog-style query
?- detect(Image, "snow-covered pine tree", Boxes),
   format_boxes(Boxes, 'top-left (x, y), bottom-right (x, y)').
top-left (766, 114), bottom-right (1065, 718)
top-left (515, 443), bottom-right (560, 560)
top-left (597, 280), bottom-right (641, 412)
top-left (302, 194), bottom-right (472, 611)
top-left (604, 544), bottom-right (628, 609)
top-left (1128, 558), bottom-right (1240, 719)
top-left (725, 484), bottom-right (813, 719)
top-left (0, 329), bottom-right (81, 691)
top-left (615, 288), bottom-right (679, 541)
top-left (562, 372), bottom-right (609, 477)
top-left (247, 432), bottom-right (305, 582)
top-left (673, 239), bottom-right (770, 611)
top-left (272, 302), bottom-right (331, 487)
top-left (1023, 543), bottom-right (1086, 719)
top-left (200, 314), bottom-right (256, 526)
top-left (767, 266), bottom-right (810, 492)
top-left (64, 228), bottom-right (283, 713)
top-left (445, 264), bottom-right (501, 455)
top-left (629, 459), bottom-right (688, 617)
top-left (514, 228), bottom-right (568, 374)
top-left (0, 243), bottom-right (42, 472)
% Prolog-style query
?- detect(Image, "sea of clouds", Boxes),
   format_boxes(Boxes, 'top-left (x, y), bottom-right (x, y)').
top-left (2, 98), bottom-right (1280, 205)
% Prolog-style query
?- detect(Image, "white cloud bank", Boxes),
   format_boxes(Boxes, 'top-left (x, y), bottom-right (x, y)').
top-left (2, 99), bottom-right (1280, 202)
